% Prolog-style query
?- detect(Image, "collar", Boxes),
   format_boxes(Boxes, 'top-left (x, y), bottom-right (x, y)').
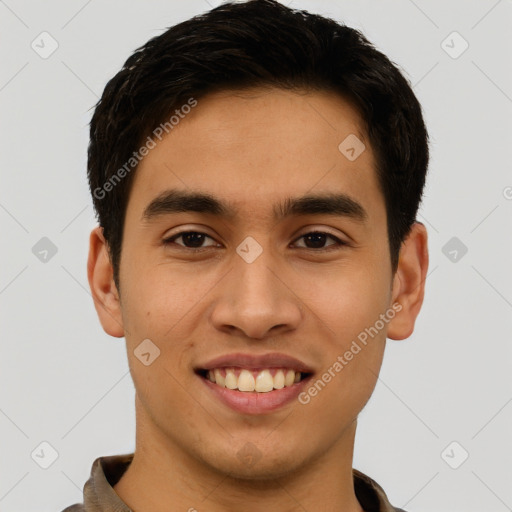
top-left (63, 453), bottom-right (405, 512)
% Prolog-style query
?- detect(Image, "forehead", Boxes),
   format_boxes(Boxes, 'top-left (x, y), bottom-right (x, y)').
top-left (126, 87), bottom-right (382, 223)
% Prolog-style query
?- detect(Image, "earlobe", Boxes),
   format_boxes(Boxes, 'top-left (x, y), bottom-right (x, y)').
top-left (387, 222), bottom-right (429, 340)
top-left (87, 226), bottom-right (125, 338)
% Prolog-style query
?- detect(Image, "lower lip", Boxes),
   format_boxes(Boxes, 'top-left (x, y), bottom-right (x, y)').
top-left (198, 373), bottom-right (313, 415)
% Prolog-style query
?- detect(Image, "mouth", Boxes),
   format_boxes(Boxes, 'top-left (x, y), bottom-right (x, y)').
top-left (195, 367), bottom-right (313, 393)
top-left (194, 352), bottom-right (315, 414)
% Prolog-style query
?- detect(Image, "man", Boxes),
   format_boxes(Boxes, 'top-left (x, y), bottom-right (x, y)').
top-left (63, 0), bottom-right (429, 510)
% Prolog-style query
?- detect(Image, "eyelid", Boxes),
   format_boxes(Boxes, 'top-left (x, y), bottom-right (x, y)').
top-left (163, 225), bottom-right (217, 240)
top-left (290, 231), bottom-right (348, 251)
top-left (292, 226), bottom-right (349, 243)
top-left (163, 226), bottom-right (349, 251)
top-left (162, 228), bottom-right (219, 248)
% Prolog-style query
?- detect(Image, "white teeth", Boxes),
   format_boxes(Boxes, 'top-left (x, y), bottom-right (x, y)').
top-left (273, 369), bottom-right (285, 389)
top-left (225, 369), bottom-right (238, 389)
top-left (254, 369), bottom-right (273, 392)
top-left (214, 368), bottom-right (225, 387)
top-left (238, 369), bottom-right (255, 391)
top-left (284, 369), bottom-right (295, 387)
top-left (205, 367), bottom-right (306, 392)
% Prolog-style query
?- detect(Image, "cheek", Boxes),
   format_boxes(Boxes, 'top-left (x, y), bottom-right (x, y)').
top-left (119, 260), bottom-right (207, 381)
top-left (303, 261), bottom-right (391, 342)
top-left (300, 261), bottom-right (390, 406)
top-left (120, 260), bottom-right (202, 340)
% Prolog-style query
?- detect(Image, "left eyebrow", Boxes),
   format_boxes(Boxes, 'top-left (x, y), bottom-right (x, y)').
top-left (276, 193), bottom-right (367, 222)
top-left (141, 188), bottom-right (368, 223)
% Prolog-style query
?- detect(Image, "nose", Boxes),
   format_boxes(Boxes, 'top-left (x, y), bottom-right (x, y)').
top-left (209, 246), bottom-right (303, 340)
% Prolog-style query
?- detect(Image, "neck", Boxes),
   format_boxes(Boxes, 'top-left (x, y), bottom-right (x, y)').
top-left (114, 395), bottom-right (365, 512)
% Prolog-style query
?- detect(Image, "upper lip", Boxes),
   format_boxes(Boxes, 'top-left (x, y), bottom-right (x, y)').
top-left (196, 352), bottom-right (315, 374)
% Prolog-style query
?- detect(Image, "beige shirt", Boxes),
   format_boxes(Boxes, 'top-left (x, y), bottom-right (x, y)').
top-left (62, 453), bottom-right (406, 512)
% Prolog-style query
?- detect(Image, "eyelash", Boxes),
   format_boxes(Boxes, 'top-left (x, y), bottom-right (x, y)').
top-left (162, 230), bottom-right (347, 252)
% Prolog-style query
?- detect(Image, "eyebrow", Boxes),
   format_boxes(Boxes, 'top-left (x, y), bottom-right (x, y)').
top-left (141, 189), bottom-right (367, 223)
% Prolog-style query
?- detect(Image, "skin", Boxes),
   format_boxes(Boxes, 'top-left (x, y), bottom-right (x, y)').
top-left (88, 87), bottom-right (428, 512)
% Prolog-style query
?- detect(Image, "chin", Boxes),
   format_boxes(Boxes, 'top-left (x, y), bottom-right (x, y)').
top-left (202, 442), bottom-right (307, 482)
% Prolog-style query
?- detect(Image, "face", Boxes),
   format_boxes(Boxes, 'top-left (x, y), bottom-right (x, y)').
top-left (89, 87), bottom-right (427, 479)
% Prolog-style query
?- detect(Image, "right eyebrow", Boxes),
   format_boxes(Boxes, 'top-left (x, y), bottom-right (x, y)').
top-left (141, 188), bottom-right (367, 224)
top-left (141, 189), bottom-right (237, 222)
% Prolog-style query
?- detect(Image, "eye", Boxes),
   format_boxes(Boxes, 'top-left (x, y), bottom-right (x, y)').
top-left (292, 231), bottom-right (347, 251)
top-left (163, 230), bottom-right (346, 251)
top-left (163, 231), bottom-right (219, 249)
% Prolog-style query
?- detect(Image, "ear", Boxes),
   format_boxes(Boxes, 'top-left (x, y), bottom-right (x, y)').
top-left (87, 226), bottom-right (125, 338)
top-left (387, 222), bottom-right (429, 340)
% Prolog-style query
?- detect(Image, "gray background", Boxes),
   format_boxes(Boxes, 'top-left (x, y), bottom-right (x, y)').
top-left (1, 0), bottom-right (511, 511)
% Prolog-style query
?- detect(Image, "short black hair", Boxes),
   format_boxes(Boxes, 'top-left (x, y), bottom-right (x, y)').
top-left (88, 0), bottom-right (429, 290)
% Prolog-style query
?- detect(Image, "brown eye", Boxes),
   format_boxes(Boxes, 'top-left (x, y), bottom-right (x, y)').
top-left (293, 231), bottom-right (346, 250)
top-left (163, 231), bottom-right (218, 249)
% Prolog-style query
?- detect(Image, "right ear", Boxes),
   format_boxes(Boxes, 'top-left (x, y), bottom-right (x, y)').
top-left (87, 226), bottom-right (125, 337)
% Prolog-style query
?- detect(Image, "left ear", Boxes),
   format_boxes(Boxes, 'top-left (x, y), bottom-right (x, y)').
top-left (387, 222), bottom-right (429, 340)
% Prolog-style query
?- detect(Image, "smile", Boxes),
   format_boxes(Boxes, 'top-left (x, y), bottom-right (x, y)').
top-left (197, 367), bottom-right (311, 393)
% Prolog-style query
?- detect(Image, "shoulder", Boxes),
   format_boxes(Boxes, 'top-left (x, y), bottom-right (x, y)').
top-left (353, 468), bottom-right (407, 512)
